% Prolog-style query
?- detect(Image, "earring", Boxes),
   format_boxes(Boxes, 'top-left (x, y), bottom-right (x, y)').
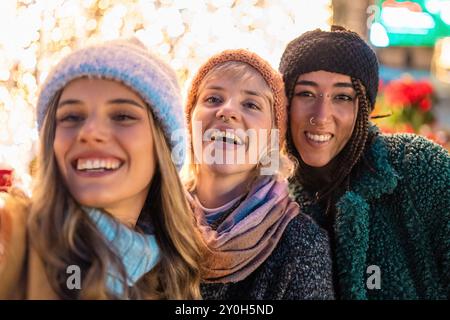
top-left (309, 117), bottom-right (316, 126)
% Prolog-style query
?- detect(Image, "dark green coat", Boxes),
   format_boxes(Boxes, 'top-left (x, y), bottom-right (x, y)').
top-left (290, 128), bottom-right (449, 299)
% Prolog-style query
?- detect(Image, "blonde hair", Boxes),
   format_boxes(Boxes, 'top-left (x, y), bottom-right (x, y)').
top-left (183, 61), bottom-right (295, 192)
top-left (28, 86), bottom-right (204, 299)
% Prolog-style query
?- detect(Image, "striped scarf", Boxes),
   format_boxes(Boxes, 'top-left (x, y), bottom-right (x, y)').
top-left (189, 177), bottom-right (299, 283)
top-left (84, 207), bottom-right (160, 297)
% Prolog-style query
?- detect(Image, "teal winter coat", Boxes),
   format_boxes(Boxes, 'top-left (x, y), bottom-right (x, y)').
top-left (290, 127), bottom-right (449, 299)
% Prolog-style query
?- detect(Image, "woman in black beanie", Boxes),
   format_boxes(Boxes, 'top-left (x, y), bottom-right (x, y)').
top-left (279, 25), bottom-right (449, 299)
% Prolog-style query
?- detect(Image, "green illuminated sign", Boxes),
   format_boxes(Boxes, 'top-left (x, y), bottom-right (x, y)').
top-left (369, 0), bottom-right (450, 47)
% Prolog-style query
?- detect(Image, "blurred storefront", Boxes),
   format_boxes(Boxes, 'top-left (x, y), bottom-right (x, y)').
top-left (333, 0), bottom-right (450, 149)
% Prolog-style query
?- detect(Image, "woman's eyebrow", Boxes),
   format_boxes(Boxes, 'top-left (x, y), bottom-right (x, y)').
top-left (295, 80), bottom-right (353, 89)
top-left (242, 89), bottom-right (263, 97)
top-left (333, 82), bottom-right (353, 88)
top-left (295, 80), bottom-right (318, 87)
top-left (58, 98), bottom-right (145, 109)
top-left (58, 99), bottom-right (82, 108)
top-left (107, 98), bottom-right (145, 109)
top-left (204, 85), bottom-right (225, 91)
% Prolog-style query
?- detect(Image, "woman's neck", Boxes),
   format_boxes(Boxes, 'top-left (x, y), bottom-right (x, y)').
top-left (103, 193), bottom-right (147, 228)
top-left (195, 170), bottom-right (253, 208)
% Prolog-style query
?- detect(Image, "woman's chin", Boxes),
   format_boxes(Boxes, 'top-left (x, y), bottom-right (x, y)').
top-left (300, 155), bottom-right (332, 168)
top-left (70, 192), bottom-right (114, 209)
top-left (203, 163), bottom-right (256, 177)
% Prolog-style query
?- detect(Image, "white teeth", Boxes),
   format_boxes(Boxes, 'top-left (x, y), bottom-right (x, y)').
top-left (111, 161), bottom-right (120, 169)
top-left (76, 158), bottom-right (122, 171)
top-left (210, 130), bottom-right (243, 145)
top-left (306, 132), bottom-right (332, 142)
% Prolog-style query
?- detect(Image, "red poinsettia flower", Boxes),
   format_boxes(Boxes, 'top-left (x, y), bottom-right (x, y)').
top-left (419, 98), bottom-right (432, 112)
top-left (384, 78), bottom-right (434, 110)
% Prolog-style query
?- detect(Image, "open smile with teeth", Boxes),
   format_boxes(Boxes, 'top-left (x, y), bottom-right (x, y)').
top-left (209, 130), bottom-right (244, 145)
top-left (305, 132), bottom-right (333, 143)
top-left (75, 158), bottom-right (123, 172)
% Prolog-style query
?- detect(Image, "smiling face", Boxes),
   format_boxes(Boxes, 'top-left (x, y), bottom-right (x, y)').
top-left (53, 78), bottom-right (155, 224)
top-left (290, 70), bottom-right (358, 167)
top-left (191, 63), bottom-right (273, 177)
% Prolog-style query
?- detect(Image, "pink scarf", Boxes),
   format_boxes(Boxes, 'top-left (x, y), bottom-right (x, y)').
top-left (189, 177), bottom-right (300, 283)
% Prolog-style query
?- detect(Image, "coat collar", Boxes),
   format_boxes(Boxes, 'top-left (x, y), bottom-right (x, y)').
top-left (289, 125), bottom-right (400, 204)
top-left (347, 125), bottom-right (400, 201)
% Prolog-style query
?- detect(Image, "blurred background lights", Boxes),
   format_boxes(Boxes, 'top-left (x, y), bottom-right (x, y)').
top-left (0, 0), bottom-right (332, 194)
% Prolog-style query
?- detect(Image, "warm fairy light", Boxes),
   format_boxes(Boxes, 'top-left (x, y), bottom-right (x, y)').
top-left (0, 0), bottom-right (332, 194)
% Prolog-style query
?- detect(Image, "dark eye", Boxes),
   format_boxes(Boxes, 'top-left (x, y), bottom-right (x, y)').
top-left (295, 91), bottom-right (314, 98)
top-left (112, 113), bottom-right (138, 122)
top-left (57, 114), bottom-right (84, 123)
top-left (335, 94), bottom-right (354, 102)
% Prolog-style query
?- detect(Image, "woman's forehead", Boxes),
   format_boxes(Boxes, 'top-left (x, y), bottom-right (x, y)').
top-left (296, 70), bottom-right (353, 86)
top-left (201, 66), bottom-right (271, 97)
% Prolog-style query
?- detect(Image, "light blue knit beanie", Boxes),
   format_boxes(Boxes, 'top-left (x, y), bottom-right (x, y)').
top-left (36, 38), bottom-right (186, 170)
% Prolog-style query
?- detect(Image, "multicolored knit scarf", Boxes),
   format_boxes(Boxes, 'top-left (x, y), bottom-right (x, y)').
top-left (189, 177), bottom-right (299, 283)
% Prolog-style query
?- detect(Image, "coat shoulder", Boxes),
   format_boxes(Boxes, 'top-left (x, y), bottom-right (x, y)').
top-left (280, 211), bottom-right (329, 253)
top-left (379, 133), bottom-right (450, 204)
top-left (265, 211), bottom-right (334, 299)
top-left (380, 133), bottom-right (450, 174)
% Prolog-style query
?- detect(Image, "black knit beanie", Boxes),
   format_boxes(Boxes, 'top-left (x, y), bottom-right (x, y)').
top-left (279, 25), bottom-right (379, 109)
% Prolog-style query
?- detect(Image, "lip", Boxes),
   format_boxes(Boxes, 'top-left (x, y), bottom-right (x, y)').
top-left (305, 130), bottom-right (334, 136)
top-left (73, 169), bottom-right (121, 178)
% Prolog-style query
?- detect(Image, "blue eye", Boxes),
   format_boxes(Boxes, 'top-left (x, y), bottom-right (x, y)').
top-left (243, 101), bottom-right (260, 110)
top-left (205, 96), bottom-right (222, 105)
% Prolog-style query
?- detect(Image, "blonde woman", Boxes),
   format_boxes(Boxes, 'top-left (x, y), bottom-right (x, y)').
top-left (0, 39), bottom-right (204, 299)
top-left (184, 50), bottom-right (334, 299)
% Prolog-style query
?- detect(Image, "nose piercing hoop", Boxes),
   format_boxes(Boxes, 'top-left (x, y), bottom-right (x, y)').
top-left (221, 115), bottom-right (230, 123)
top-left (309, 117), bottom-right (316, 126)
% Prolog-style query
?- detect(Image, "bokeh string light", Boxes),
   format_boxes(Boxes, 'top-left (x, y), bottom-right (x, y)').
top-left (0, 0), bottom-right (332, 194)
